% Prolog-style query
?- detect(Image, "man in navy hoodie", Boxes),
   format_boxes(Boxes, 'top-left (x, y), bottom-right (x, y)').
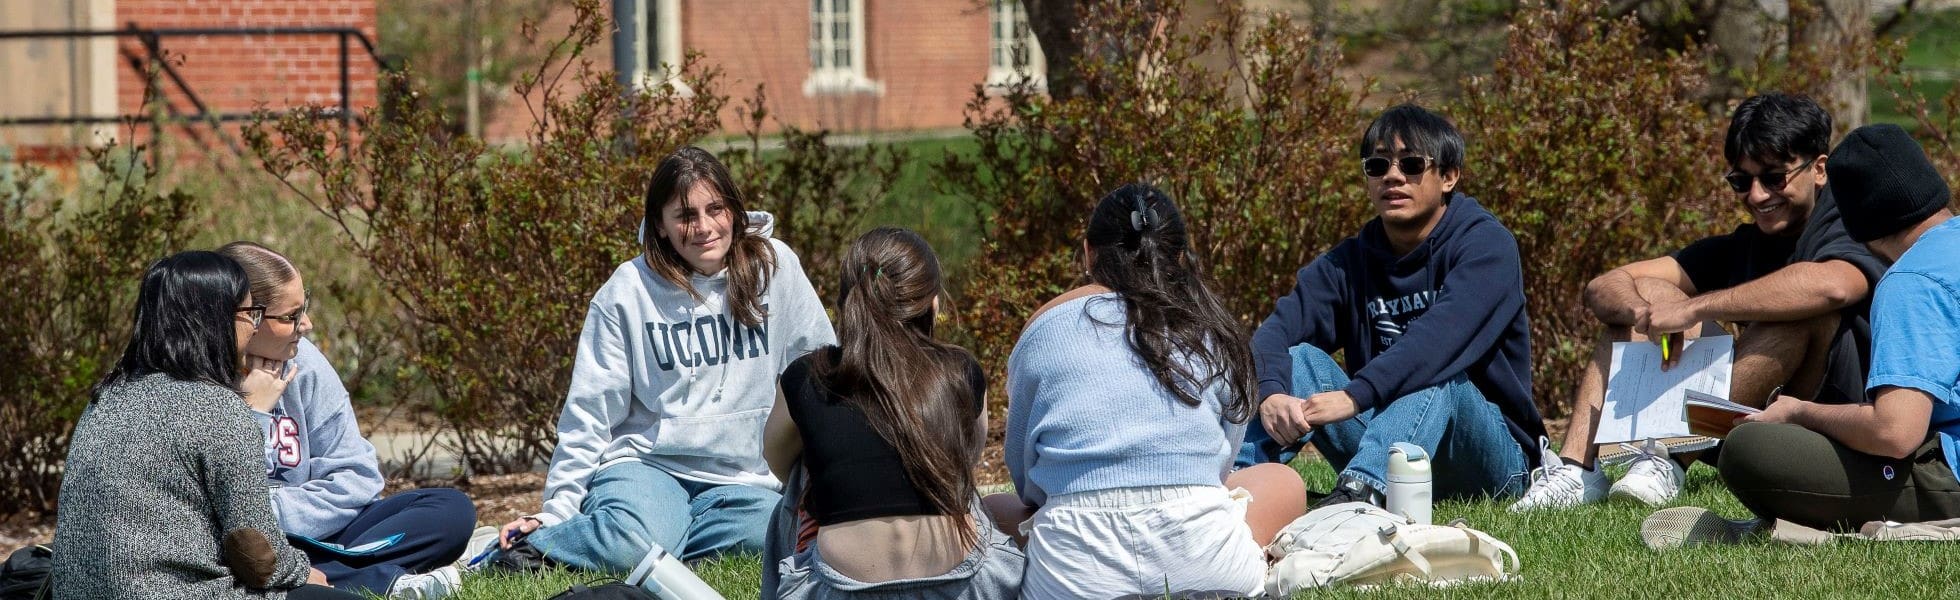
top-left (1239, 104), bottom-right (1547, 508)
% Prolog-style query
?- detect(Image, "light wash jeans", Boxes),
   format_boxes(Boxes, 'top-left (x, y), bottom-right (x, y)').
top-left (527, 461), bottom-right (780, 572)
top-left (1238, 344), bottom-right (1529, 499)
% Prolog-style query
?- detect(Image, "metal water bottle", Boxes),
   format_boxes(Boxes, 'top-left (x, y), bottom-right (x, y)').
top-left (625, 543), bottom-right (725, 600)
top-left (1386, 442), bottom-right (1433, 524)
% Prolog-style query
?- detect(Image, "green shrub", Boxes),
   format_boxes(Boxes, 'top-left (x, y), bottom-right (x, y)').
top-left (0, 144), bottom-right (202, 515)
top-left (1450, 0), bottom-right (1729, 414)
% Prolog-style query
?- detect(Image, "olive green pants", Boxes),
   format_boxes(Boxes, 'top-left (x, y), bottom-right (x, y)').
top-left (1720, 422), bottom-right (1960, 530)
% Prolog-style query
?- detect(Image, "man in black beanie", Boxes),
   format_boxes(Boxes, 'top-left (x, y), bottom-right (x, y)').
top-left (1645, 124), bottom-right (1959, 547)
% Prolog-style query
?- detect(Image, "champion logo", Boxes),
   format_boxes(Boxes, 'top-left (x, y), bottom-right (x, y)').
top-left (1883, 465), bottom-right (1896, 481)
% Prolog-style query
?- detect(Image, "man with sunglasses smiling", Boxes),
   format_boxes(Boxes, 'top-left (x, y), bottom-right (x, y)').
top-left (1511, 93), bottom-right (1887, 512)
top-left (1239, 104), bottom-right (1547, 510)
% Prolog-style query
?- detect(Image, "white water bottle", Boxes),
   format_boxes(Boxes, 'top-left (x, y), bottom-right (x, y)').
top-left (625, 544), bottom-right (725, 600)
top-left (1386, 442), bottom-right (1433, 525)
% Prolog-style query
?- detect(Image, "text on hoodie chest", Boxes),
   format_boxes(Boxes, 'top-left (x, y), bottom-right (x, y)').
top-left (1365, 288), bottom-right (1440, 349)
top-left (644, 304), bottom-right (772, 371)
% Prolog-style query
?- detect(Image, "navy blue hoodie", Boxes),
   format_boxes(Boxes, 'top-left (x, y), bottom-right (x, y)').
top-left (1251, 192), bottom-right (1546, 461)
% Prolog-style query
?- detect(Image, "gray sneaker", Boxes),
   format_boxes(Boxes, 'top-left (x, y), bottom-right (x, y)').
top-left (1640, 506), bottom-right (1766, 550)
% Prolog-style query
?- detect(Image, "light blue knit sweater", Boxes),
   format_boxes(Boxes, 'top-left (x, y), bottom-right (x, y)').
top-left (1004, 293), bottom-right (1245, 507)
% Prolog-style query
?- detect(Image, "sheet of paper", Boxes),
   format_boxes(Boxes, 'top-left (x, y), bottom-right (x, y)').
top-left (1594, 335), bottom-right (1734, 444)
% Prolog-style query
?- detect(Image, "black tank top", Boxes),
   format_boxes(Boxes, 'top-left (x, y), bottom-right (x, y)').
top-left (780, 348), bottom-right (986, 525)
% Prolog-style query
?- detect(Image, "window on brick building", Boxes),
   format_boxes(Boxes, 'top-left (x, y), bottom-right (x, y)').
top-left (633, 0), bottom-right (690, 95)
top-left (803, 0), bottom-right (882, 95)
top-left (987, 0), bottom-right (1046, 90)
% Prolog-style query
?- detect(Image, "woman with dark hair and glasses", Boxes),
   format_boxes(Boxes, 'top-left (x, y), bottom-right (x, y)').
top-left (985, 183), bottom-right (1307, 599)
top-left (51, 251), bottom-right (359, 600)
top-left (217, 241), bottom-right (474, 599)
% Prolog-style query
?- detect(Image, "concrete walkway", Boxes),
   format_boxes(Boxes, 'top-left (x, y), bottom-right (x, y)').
top-left (365, 430), bottom-right (549, 478)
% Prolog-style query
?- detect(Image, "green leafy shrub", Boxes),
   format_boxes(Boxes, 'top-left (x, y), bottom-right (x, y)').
top-left (1450, 0), bottom-right (1730, 414)
top-left (0, 145), bottom-right (202, 515)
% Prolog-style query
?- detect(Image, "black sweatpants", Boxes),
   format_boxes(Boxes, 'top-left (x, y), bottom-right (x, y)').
top-left (286, 584), bottom-right (362, 600)
top-left (294, 488), bottom-right (476, 595)
top-left (1719, 422), bottom-right (1960, 530)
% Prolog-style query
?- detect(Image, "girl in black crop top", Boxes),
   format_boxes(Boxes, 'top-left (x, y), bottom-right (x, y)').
top-left (763, 228), bottom-right (1014, 590)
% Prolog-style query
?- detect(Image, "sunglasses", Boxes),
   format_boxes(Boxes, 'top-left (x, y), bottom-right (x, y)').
top-left (236, 305), bottom-right (267, 329)
top-left (1362, 156), bottom-right (1434, 178)
top-left (1724, 156), bottom-right (1817, 194)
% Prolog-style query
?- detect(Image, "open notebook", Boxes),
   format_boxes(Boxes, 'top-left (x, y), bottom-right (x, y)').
top-left (1683, 389), bottom-right (1760, 438)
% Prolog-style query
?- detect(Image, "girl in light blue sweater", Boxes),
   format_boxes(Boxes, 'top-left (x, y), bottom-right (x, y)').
top-left (985, 183), bottom-right (1306, 599)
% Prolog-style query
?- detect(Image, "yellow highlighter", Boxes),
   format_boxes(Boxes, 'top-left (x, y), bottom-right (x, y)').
top-left (1660, 333), bottom-right (1671, 361)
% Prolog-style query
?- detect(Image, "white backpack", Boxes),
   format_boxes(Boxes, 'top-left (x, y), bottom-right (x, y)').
top-left (1263, 502), bottom-right (1520, 595)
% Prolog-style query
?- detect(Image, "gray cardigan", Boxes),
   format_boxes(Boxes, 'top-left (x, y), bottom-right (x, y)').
top-left (52, 373), bottom-right (312, 600)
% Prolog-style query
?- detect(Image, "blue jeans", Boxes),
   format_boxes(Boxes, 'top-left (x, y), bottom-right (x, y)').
top-left (1237, 344), bottom-right (1529, 499)
top-left (527, 461), bottom-right (781, 572)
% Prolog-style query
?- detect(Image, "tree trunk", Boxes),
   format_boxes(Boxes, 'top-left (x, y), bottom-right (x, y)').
top-left (1789, 0), bottom-right (1870, 131)
top-left (1023, 0), bottom-right (1087, 100)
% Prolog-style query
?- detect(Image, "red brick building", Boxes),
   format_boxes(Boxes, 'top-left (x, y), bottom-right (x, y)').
top-left (484, 0), bottom-right (1045, 141)
top-left (0, 0), bottom-right (381, 153)
top-left (3, 0), bottom-right (1040, 150)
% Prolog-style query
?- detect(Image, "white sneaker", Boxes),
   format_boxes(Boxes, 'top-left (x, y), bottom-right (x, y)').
top-left (1509, 437), bottom-right (1610, 512)
top-left (1609, 438), bottom-right (1685, 507)
top-left (390, 565), bottom-right (462, 600)
top-left (459, 525), bottom-right (499, 571)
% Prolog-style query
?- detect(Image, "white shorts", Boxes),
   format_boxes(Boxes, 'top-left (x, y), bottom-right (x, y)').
top-left (1020, 485), bottom-right (1265, 599)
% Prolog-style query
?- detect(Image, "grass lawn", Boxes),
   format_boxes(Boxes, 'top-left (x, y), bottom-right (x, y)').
top-left (1873, 8), bottom-right (1960, 126)
top-left (444, 458), bottom-right (1960, 599)
top-left (864, 134), bottom-right (986, 283)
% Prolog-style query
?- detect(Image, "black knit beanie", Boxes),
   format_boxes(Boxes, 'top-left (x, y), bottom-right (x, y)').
top-left (1826, 124), bottom-right (1952, 243)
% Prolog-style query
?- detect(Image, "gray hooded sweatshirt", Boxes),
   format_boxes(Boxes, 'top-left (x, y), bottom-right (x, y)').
top-left (533, 212), bottom-right (836, 527)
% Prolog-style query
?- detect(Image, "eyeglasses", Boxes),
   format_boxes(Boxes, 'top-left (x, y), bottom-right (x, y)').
top-left (264, 292), bottom-right (310, 325)
top-left (1724, 156), bottom-right (1817, 194)
top-left (236, 305), bottom-right (266, 329)
top-left (1362, 156), bottom-right (1434, 178)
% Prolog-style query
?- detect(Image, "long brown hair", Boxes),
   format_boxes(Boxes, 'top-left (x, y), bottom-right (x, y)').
top-left (642, 146), bottom-right (776, 327)
top-left (813, 227), bottom-right (983, 547)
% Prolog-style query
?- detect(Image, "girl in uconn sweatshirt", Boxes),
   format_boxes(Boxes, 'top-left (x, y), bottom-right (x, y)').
top-left (487, 146), bottom-right (836, 574)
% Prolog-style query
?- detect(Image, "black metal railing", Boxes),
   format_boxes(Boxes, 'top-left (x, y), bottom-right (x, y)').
top-left (0, 26), bottom-right (389, 149)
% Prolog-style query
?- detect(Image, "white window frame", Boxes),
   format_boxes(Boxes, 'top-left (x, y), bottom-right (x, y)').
top-left (803, 0), bottom-right (883, 96)
top-left (987, 0), bottom-right (1046, 91)
top-left (632, 0), bottom-right (692, 96)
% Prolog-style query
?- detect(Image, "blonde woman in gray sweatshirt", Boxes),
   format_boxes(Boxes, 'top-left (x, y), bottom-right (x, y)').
top-left (482, 146), bottom-right (836, 574)
top-left (52, 251), bottom-right (358, 600)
